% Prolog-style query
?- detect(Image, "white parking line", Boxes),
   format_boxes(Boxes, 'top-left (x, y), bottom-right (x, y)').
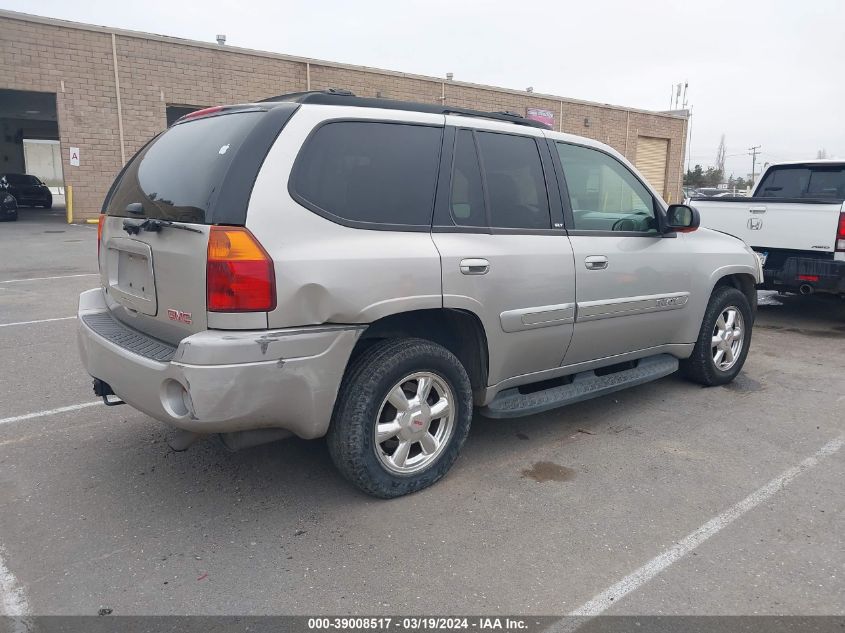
top-left (0, 316), bottom-right (75, 328)
top-left (0, 401), bottom-right (101, 426)
top-left (0, 273), bottom-right (97, 284)
top-left (0, 401), bottom-right (107, 617)
top-left (0, 544), bottom-right (28, 616)
top-left (565, 434), bottom-right (845, 619)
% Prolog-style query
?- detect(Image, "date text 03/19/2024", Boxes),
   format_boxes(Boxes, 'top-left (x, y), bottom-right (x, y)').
top-left (307, 617), bottom-right (530, 630)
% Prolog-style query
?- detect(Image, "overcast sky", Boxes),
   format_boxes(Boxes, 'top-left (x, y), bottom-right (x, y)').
top-left (6, 0), bottom-right (844, 178)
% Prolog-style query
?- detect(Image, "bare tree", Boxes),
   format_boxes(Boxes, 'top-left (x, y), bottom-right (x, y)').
top-left (816, 148), bottom-right (828, 159)
top-left (715, 134), bottom-right (726, 180)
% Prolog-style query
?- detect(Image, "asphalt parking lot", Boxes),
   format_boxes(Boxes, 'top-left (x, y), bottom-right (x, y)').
top-left (0, 209), bottom-right (843, 617)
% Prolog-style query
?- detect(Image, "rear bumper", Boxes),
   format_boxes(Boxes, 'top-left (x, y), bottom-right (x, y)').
top-left (760, 256), bottom-right (845, 295)
top-left (77, 288), bottom-right (363, 438)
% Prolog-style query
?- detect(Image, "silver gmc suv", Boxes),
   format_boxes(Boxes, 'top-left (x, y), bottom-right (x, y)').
top-left (78, 90), bottom-right (763, 498)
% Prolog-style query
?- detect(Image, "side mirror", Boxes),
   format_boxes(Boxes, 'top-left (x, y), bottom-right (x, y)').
top-left (665, 204), bottom-right (700, 233)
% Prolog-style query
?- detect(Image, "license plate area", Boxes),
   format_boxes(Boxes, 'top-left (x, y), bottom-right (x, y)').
top-left (105, 238), bottom-right (157, 316)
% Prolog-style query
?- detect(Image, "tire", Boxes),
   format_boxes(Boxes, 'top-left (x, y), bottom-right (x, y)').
top-left (43, 200), bottom-right (52, 209)
top-left (681, 286), bottom-right (753, 386)
top-left (327, 337), bottom-right (473, 498)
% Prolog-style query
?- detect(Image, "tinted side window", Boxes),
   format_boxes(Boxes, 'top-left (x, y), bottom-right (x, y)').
top-left (293, 122), bottom-right (442, 226)
top-left (556, 142), bottom-right (657, 233)
top-left (476, 132), bottom-right (551, 229)
top-left (450, 130), bottom-right (486, 227)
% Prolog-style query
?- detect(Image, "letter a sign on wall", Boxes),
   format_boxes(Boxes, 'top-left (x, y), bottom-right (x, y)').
top-left (69, 147), bottom-right (80, 167)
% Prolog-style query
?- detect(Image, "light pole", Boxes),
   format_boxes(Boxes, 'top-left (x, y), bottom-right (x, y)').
top-left (748, 145), bottom-right (761, 186)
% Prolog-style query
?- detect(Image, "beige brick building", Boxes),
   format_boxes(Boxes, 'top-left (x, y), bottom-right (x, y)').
top-left (0, 9), bottom-right (688, 221)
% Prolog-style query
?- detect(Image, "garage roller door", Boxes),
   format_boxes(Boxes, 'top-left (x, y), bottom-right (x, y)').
top-left (635, 136), bottom-right (669, 198)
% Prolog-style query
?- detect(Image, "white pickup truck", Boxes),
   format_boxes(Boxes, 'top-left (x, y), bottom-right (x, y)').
top-left (693, 160), bottom-right (845, 298)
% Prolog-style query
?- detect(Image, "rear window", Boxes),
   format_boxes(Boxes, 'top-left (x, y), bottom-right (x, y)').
top-left (756, 166), bottom-right (845, 200)
top-left (105, 112), bottom-right (262, 223)
top-left (291, 121), bottom-right (442, 227)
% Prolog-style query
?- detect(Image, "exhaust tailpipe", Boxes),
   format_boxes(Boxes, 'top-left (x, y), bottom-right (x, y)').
top-left (799, 284), bottom-right (814, 295)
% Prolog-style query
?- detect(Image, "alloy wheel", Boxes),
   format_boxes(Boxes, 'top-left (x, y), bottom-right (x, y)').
top-left (373, 372), bottom-right (455, 475)
top-left (711, 306), bottom-right (745, 371)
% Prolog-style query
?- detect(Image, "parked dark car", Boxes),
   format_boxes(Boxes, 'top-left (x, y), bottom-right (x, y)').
top-left (0, 173), bottom-right (52, 208)
top-left (1, 192), bottom-right (17, 221)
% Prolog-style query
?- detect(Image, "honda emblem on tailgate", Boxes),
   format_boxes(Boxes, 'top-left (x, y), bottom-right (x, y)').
top-left (747, 218), bottom-right (763, 230)
top-left (167, 309), bottom-right (192, 324)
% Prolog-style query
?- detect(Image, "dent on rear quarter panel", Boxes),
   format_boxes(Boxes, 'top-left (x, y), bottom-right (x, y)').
top-left (265, 229), bottom-right (443, 326)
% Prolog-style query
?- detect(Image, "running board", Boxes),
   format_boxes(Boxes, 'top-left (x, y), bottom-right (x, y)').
top-left (481, 354), bottom-right (679, 419)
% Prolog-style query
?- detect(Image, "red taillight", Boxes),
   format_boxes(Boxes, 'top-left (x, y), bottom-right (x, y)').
top-left (97, 214), bottom-right (105, 260)
top-left (206, 226), bottom-right (275, 312)
top-left (797, 274), bottom-right (820, 282)
top-left (836, 212), bottom-right (845, 252)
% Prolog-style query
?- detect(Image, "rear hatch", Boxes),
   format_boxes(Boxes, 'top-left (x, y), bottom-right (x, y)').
top-left (99, 104), bottom-right (297, 344)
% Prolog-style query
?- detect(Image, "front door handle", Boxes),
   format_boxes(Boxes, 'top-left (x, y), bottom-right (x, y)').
top-left (460, 258), bottom-right (490, 275)
top-left (749, 206), bottom-right (767, 214)
top-left (585, 255), bottom-right (608, 270)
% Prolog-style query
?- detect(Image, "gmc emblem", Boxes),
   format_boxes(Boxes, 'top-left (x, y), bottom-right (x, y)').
top-left (167, 309), bottom-right (192, 325)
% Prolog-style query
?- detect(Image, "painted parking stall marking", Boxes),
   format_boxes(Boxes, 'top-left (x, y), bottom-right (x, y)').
top-left (0, 316), bottom-right (75, 328)
top-left (561, 433), bottom-right (845, 623)
top-left (0, 401), bottom-right (102, 427)
top-left (0, 273), bottom-right (97, 284)
top-left (0, 544), bottom-right (28, 617)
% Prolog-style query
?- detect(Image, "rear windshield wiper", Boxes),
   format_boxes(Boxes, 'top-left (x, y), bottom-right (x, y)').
top-left (123, 218), bottom-right (203, 235)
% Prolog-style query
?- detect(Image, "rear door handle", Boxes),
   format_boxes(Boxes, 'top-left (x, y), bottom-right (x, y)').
top-left (749, 206), bottom-right (767, 214)
top-left (460, 258), bottom-right (490, 275)
top-left (585, 255), bottom-right (608, 270)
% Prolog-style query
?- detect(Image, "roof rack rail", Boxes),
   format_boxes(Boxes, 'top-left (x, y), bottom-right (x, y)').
top-left (259, 89), bottom-right (551, 129)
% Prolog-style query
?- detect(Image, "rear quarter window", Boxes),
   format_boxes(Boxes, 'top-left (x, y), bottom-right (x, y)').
top-left (290, 121), bottom-right (443, 228)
